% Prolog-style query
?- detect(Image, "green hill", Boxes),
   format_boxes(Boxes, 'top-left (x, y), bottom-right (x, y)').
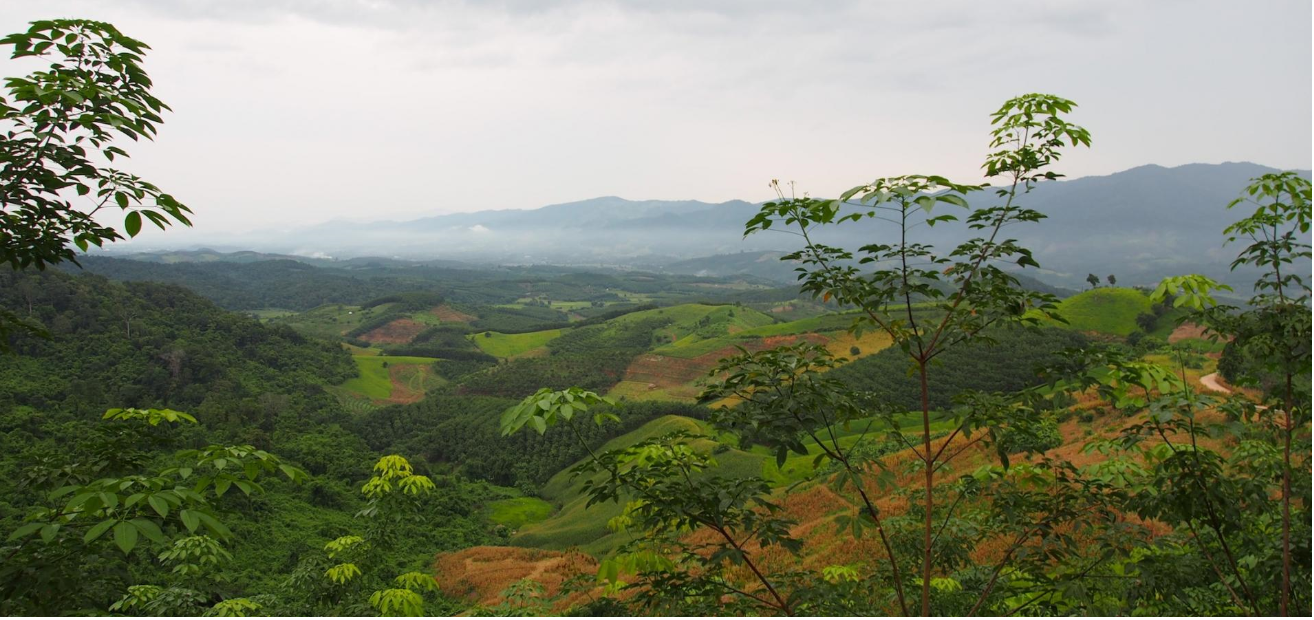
top-left (511, 415), bottom-right (766, 555)
top-left (470, 328), bottom-right (564, 358)
top-left (1047, 287), bottom-right (1151, 336)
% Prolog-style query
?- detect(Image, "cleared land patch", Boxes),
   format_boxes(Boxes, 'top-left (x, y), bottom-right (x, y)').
top-left (434, 547), bottom-right (597, 612)
top-left (337, 355), bottom-right (443, 404)
top-left (430, 304), bottom-right (476, 322)
top-left (360, 317), bottom-right (428, 344)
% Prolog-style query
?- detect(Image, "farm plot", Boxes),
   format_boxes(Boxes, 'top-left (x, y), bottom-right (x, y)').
top-left (336, 355), bottom-right (445, 405)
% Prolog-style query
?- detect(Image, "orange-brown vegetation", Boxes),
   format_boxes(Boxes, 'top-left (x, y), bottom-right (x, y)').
top-left (454, 379), bottom-right (1239, 612)
top-left (384, 364), bottom-right (430, 404)
top-left (622, 334), bottom-right (829, 398)
top-left (1167, 322), bottom-right (1212, 343)
top-left (360, 318), bottom-right (427, 344)
top-left (434, 546), bottom-right (598, 612)
top-left (431, 304), bottom-right (477, 323)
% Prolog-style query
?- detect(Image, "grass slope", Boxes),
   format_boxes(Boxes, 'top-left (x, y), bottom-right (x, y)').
top-left (1048, 287), bottom-right (1151, 336)
top-left (471, 329), bottom-right (564, 358)
top-left (339, 355), bottom-right (443, 400)
top-left (486, 496), bottom-right (555, 529)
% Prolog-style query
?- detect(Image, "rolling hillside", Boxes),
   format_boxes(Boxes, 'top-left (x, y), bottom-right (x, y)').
top-left (1046, 287), bottom-right (1152, 336)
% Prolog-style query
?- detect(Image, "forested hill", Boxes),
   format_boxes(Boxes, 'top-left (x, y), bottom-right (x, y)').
top-left (0, 269), bottom-right (517, 614)
top-left (0, 269), bottom-right (355, 419)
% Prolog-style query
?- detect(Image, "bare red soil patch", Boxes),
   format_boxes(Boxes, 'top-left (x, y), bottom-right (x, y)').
top-left (1167, 322), bottom-right (1211, 343)
top-left (384, 365), bottom-right (429, 404)
top-left (623, 334), bottom-right (829, 394)
top-left (434, 546), bottom-right (597, 611)
top-left (360, 318), bottom-right (427, 344)
top-left (430, 304), bottom-right (476, 323)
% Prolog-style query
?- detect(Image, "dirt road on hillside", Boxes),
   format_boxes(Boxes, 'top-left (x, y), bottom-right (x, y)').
top-left (1200, 372), bottom-right (1231, 394)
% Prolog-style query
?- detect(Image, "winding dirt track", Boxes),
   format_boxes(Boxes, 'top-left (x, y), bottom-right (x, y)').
top-left (1199, 372), bottom-right (1231, 394)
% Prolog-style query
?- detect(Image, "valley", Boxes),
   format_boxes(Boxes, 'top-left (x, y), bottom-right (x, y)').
top-left (0, 15), bottom-right (1306, 614)
top-left (3, 251), bottom-right (1245, 609)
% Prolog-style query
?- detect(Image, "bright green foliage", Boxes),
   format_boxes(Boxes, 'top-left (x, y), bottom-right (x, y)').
top-left (109, 584), bottom-right (163, 613)
top-left (103, 407), bottom-right (196, 425)
top-left (500, 387), bottom-right (617, 436)
top-left (207, 597), bottom-right (263, 617)
top-left (158, 535), bottom-right (232, 576)
top-left (305, 455), bottom-right (443, 616)
top-left (369, 588), bottom-right (424, 616)
top-left (360, 454), bottom-right (435, 500)
top-left (324, 534), bottom-right (365, 558)
top-left (1152, 275), bottom-right (1233, 311)
top-left (394, 571), bottom-right (438, 591)
top-left (325, 562), bottom-right (361, 585)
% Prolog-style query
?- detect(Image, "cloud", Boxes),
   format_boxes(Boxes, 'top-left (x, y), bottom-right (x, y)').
top-left (468, 224), bottom-right (490, 233)
top-left (0, 0), bottom-right (1307, 239)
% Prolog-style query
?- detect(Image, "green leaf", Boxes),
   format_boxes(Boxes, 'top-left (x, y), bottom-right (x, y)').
top-left (180, 509), bottom-right (200, 533)
top-left (113, 521), bottom-right (139, 554)
top-left (124, 211), bottom-right (142, 236)
top-left (84, 519), bottom-right (116, 543)
top-left (7, 523), bottom-right (43, 541)
top-left (196, 512), bottom-right (232, 539)
top-left (130, 518), bottom-right (166, 544)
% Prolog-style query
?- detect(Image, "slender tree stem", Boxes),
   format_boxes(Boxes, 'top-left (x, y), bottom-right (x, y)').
top-left (919, 363), bottom-right (933, 616)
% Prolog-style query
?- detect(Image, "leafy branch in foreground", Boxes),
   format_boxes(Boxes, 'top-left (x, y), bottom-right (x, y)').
top-left (502, 388), bottom-right (802, 615)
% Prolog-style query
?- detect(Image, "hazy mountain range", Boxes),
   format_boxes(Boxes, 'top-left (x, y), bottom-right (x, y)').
top-left (104, 162), bottom-right (1310, 290)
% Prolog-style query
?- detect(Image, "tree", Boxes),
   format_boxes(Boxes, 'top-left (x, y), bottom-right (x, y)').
top-left (505, 94), bottom-right (1116, 616)
top-left (1107, 274), bottom-right (1116, 286)
top-left (737, 94), bottom-right (1098, 615)
top-left (1, 408), bottom-right (306, 615)
top-left (1087, 273), bottom-right (1101, 289)
top-left (312, 455), bottom-right (440, 617)
top-left (1192, 172), bottom-right (1310, 615)
top-left (0, 19), bottom-right (191, 342)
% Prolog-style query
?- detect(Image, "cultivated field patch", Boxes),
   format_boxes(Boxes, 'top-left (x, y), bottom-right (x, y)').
top-left (337, 355), bottom-right (443, 404)
top-left (430, 304), bottom-right (476, 323)
top-left (360, 317), bottom-right (428, 344)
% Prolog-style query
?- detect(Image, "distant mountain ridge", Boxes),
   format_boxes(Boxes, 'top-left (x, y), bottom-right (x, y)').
top-left (103, 162), bottom-right (1310, 289)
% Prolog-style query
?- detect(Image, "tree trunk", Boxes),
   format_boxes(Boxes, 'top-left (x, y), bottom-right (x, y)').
top-left (920, 361), bottom-right (933, 616)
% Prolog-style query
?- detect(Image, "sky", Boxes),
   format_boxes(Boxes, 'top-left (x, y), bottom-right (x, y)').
top-left (1, 0), bottom-right (1310, 235)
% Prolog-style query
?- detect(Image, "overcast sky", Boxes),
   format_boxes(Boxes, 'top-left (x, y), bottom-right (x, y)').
top-left (1, 0), bottom-right (1310, 235)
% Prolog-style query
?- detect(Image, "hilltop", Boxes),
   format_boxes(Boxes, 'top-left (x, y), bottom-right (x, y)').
top-left (115, 163), bottom-right (1311, 291)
